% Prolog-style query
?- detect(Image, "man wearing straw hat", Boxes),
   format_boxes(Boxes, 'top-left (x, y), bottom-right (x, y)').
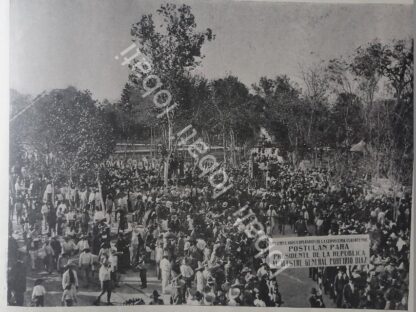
top-left (62, 260), bottom-right (79, 303)
top-left (78, 247), bottom-right (93, 287)
top-left (180, 258), bottom-right (194, 292)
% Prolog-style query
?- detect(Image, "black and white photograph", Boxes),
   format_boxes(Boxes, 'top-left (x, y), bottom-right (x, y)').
top-left (7, 0), bottom-right (414, 309)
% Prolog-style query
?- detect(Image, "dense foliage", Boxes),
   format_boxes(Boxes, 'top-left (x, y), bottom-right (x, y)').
top-left (10, 87), bottom-right (116, 184)
top-left (10, 3), bottom-right (413, 186)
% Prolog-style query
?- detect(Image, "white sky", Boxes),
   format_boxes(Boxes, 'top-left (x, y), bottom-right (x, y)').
top-left (10, 0), bottom-right (413, 100)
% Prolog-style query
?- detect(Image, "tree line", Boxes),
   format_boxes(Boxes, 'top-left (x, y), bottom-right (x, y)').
top-left (10, 3), bottom-right (413, 186)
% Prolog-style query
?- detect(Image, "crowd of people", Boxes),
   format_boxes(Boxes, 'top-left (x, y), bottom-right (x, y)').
top-left (7, 154), bottom-right (411, 309)
top-left (266, 163), bottom-right (411, 309)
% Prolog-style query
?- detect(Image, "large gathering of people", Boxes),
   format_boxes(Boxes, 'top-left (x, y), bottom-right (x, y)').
top-left (7, 152), bottom-right (411, 309)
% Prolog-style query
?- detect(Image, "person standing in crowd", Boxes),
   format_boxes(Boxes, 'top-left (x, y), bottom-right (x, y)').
top-left (69, 183), bottom-right (77, 209)
top-left (180, 257), bottom-right (194, 292)
top-left (136, 255), bottom-right (147, 289)
top-left (94, 259), bottom-right (113, 305)
top-left (116, 233), bottom-right (130, 273)
top-left (105, 194), bottom-right (115, 218)
top-left (44, 180), bottom-right (53, 204)
top-left (195, 263), bottom-right (206, 293)
top-left (95, 188), bottom-right (102, 210)
top-left (334, 268), bottom-right (348, 308)
top-left (170, 274), bottom-right (185, 305)
top-left (168, 213), bottom-right (181, 233)
top-left (62, 260), bottom-right (79, 302)
top-left (14, 196), bottom-right (23, 224)
top-left (43, 239), bottom-right (55, 273)
top-left (31, 279), bottom-right (46, 307)
top-left (55, 202), bottom-right (66, 236)
top-left (79, 247), bottom-right (93, 287)
top-left (155, 235), bottom-right (164, 280)
top-left (160, 255), bottom-right (171, 294)
top-left (47, 203), bottom-right (57, 236)
top-left (7, 155), bottom-right (412, 309)
top-left (41, 202), bottom-right (49, 231)
top-left (8, 232), bottom-right (19, 266)
top-left (80, 209), bottom-right (90, 234)
top-left (88, 188), bottom-right (96, 210)
top-left (50, 235), bottom-right (61, 271)
top-left (343, 278), bottom-right (359, 309)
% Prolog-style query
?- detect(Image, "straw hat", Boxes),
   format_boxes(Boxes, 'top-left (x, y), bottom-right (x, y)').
top-left (229, 287), bottom-right (241, 299)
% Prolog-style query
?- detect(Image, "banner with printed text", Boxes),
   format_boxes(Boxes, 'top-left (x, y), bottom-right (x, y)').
top-left (268, 234), bottom-right (370, 269)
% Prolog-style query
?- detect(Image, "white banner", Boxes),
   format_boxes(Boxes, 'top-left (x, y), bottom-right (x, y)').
top-left (268, 234), bottom-right (370, 269)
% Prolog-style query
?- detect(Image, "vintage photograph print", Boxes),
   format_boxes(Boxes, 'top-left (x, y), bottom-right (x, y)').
top-left (8, 0), bottom-right (413, 309)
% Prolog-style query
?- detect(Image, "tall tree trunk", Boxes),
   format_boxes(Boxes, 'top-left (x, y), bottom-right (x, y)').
top-left (164, 157), bottom-right (169, 187)
top-left (149, 127), bottom-right (153, 161)
top-left (230, 130), bottom-right (235, 168)
top-left (222, 125), bottom-right (227, 167)
top-left (97, 172), bottom-right (105, 211)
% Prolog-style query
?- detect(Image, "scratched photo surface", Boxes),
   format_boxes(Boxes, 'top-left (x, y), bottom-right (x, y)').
top-left (8, 0), bottom-right (413, 309)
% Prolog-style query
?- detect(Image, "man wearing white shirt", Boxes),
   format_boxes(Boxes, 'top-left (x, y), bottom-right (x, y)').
top-left (130, 227), bottom-right (140, 264)
top-left (43, 182), bottom-right (53, 204)
top-left (180, 259), bottom-right (194, 283)
top-left (41, 203), bottom-right (49, 230)
top-left (94, 261), bottom-right (112, 305)
top-left (15, 179), bottom-right (22, 194)
top-left (160, 255), bottom-right (171, 294)
top-left (31, 279), bottom-right (46, 307)
top-left (79, 189), bottom-right (88, 209)
top-left (76, 236), bottom-right (90, 252)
